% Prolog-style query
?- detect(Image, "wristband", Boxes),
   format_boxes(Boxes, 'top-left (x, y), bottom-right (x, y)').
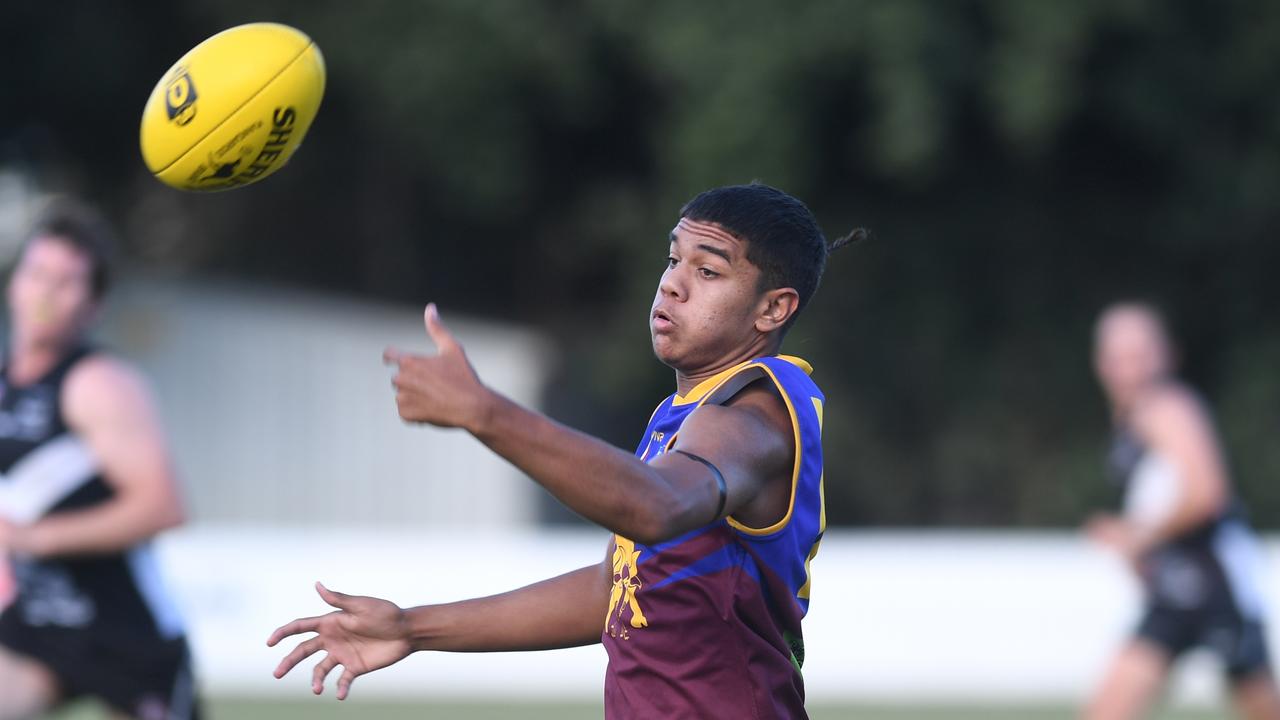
top-left (673, 449), bottom-right (727, 522)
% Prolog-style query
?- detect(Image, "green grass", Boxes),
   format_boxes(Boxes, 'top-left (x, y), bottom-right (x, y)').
top-left (51, 697), bottom-right (1231, 719)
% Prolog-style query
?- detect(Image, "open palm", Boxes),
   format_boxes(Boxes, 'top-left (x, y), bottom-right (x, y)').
top-left (267, 582), bottom-right (414, 700)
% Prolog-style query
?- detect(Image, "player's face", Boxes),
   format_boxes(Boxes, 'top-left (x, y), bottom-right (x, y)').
top-left (7, 236), bottom-right (98, 350)
top-left (1093, 308), bottom-right (1170, 407)
top-left (650, 219), bottom-right (770, 371)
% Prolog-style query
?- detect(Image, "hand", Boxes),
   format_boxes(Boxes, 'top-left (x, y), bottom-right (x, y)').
top-left (1085, 514), bottom-right (1149, 567)
top-left (267, 582), bottom-right (414, 700)
top-left (0, 518), bottom-right (35, 556)
top-left (383, 304), bottom-right (492, 432)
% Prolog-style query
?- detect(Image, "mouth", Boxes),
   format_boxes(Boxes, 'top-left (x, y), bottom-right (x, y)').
top-left (651, 308), bottom-right (675, 331)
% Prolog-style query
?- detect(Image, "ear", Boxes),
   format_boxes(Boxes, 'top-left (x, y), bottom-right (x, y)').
top-left (754, 287), bottom-right (800, 334)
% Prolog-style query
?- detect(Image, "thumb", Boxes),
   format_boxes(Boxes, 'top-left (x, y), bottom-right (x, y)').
top-left (316, 581), bottom-right (352, 610)
top-left (424, 303), bottom-right (459, 354)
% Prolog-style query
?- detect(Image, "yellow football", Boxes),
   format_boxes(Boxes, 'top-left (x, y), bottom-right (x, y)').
top-left (140, 23), bottom-right (325, 191)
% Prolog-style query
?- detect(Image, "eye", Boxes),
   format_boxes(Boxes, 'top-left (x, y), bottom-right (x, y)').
top-left (698, 267), bottom-right (719, 279)
top-left (666, 256), bottom-right (678, 268)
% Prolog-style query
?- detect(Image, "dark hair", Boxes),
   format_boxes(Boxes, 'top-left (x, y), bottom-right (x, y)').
top-left (679, 183), bottom-right (864, 327)
top-left (22, 200), bottom-right (116, 300)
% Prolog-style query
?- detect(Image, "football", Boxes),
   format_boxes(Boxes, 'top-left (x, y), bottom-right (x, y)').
top-left (139, 23), bottom-right (325, 191)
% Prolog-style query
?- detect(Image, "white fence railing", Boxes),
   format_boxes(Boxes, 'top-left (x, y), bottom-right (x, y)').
top-left (159, 527), bottom-right (1269, 706)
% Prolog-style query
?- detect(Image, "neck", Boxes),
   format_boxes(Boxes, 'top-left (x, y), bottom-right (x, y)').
top-left (674, 336), bottom-right (780, 397)
top-left (1109, 378), bottom-right (1167, 424)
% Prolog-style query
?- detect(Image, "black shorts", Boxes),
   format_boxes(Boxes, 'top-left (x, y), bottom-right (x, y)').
top-left (0, 611), bottom-right (200, 719)
top-left (1135, 546), bottom-right (1271, 680)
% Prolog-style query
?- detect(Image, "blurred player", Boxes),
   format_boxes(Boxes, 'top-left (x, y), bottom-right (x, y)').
top-left (269, 184), bottom-right (858, 718)
top-left (1085, 301), bottom-right (1280, 720)
top-left (0, 202), bottom-right (197, 720)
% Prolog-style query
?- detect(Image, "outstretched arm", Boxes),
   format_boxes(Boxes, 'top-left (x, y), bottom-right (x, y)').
top-left (384, 305), bottom-right (793, 545)
top-left (269, 542), bottom-right (613, 700)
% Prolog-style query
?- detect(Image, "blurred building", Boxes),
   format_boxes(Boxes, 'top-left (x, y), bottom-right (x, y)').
top-left (100, 276), bottom-right (553, 528)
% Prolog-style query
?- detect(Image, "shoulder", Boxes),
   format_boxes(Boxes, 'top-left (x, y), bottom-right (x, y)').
top-left (62, 354), bottom-right (157, 427)
top-left (749, 356), bottom-right (817, 392)
top-left (65, 353), bottom-right (151, 397)
top-left (682, 379), bottom-right (792, 452)
top-left (1131, 382), bottom-right (1210, 442)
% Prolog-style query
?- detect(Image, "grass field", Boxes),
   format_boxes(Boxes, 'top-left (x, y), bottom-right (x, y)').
top-left (52, 697), bottom-right (1231, 719)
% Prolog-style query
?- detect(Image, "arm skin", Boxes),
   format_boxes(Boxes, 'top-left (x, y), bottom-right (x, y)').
top-left (386, 304), bottom-right (795, 545)
top-left (268, 304), bottom-right (795, 699)
top-left (0, 355), bottom-right (186, 557)
top-left (1129, 386), bottom-right (1229, 546)
top-left (405, 561), bottom-right (610, 652)
top-left (1088, 385), bottom-right (1229, 559)
top-left (268, 541), bottom-right (615, 700)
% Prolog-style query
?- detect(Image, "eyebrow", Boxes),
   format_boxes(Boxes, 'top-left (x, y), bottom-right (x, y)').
top-left (696, 243), bottom-right (732, 264)
top-left (668, 230), bottom-right (734, 264)
top-left (670, 229), bottom-right (732, 257)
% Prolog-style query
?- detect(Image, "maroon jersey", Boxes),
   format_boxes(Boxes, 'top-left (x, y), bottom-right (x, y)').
top-left (603, 356), bottom-right (826, 719)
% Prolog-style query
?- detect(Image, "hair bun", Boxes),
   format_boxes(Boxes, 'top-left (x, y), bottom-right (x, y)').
top-left (829, 227), bottom-right (869, 252)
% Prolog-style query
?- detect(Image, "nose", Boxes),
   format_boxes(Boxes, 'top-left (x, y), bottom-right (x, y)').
top-left (658, 268), bottom-right (685, 302)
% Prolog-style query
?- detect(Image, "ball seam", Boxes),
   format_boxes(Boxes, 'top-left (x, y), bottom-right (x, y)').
top-left (150, 40), bottom-right (317, 177)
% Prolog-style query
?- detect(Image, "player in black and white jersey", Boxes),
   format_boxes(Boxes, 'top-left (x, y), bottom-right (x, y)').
top-left (0, 202), bottom-right (198, 720)
top-left (1085, 301), bottom-right (1280, 720)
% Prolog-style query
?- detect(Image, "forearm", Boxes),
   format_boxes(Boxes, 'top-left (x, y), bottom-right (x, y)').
top-left (19, 496), bottom-right (183, 558)
top-left (405, 564), bottom-right (607, 653)
top-left (470, 392), bottom-right (699, 542)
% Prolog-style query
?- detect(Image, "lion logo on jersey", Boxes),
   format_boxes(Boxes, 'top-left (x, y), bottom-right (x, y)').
top-left (606, 536), bottom-right (648, 639)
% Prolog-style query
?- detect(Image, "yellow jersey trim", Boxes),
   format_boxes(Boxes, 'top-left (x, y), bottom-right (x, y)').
top-left (811, 397), bottom-right (826, 533)
top-left (662, 355), bottom-right (812, 536)
top-left (721, 362), bottom-right (803, 536)
top-left (796, 398), bottom-right (827, 600)
top-left (671, 363), bottom-right (750, 407)
top-left (670, 355), bottom-right (812, 407)
top-left (660, 356), bottom-right (808, 535)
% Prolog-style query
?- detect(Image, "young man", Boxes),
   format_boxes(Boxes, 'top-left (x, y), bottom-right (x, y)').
top-left (269, 184), bottom-right (858, 718)
top-left (1086, 302), bottom-right (1280, 720)
top-left (0, 203), bottom-right (197, 720)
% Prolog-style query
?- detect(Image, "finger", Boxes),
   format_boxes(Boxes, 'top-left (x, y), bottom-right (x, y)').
top-left (424, 303), bottom-right (459, 354)
top-left (383, 346), bottom-right (404, 366)
top-left (316, 581), bottom-right (352, 610)
top-left (312, 654), bottom-right (339, 695)
top-left (267, 615), bottom-right (323, 647)
top-left (274, 637), bottom-right (324, 679)
top-left (336, 667), bottom-right (359, 701)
